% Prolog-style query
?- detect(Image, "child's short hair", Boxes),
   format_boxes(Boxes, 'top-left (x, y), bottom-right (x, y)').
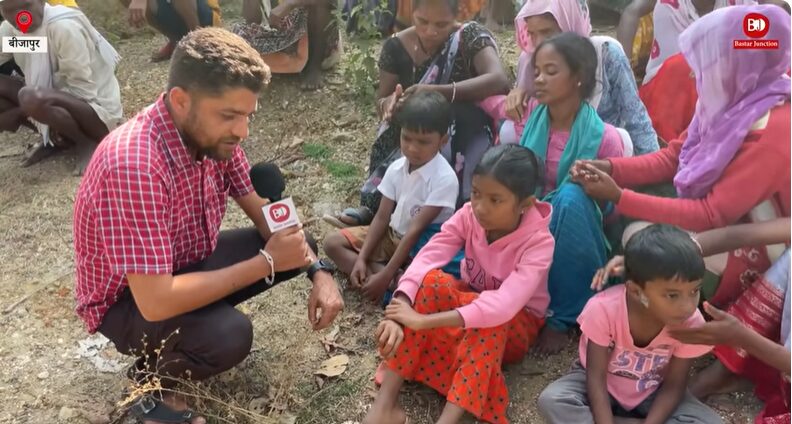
top-left (473, 144), bottom-right (543, 200)
top-left (624, 224), bottom-right (705, 286)
top-left (394, 91), bottom-right (452, 135)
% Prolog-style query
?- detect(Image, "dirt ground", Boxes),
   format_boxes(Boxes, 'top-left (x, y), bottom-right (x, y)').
top-left (0, 1), bottom-right (763, 423)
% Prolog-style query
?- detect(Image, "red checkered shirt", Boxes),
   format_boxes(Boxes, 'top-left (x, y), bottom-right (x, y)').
top-left (73, 96), bottom-right (255, 333)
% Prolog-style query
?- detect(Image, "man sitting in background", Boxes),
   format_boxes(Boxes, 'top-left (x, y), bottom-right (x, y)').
top-left (120, 0), bottom-right (222, 62)
top-left (0, 0), bottom-right (123, 174)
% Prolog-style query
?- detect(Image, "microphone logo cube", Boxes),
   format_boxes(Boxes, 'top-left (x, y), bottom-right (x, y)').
top-left (262, 197), bottom-right (300, 233)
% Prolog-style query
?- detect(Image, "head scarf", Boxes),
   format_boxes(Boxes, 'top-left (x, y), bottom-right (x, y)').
top-left (643, 0), bottom-right (755, 84)
top-left (514, 0), bottom-right (591, 90)
top-left (674, 4), bottom-right (790, 198)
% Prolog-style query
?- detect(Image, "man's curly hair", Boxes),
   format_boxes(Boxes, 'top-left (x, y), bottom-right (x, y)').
top-left (168, 27), bottom-right (271, 96)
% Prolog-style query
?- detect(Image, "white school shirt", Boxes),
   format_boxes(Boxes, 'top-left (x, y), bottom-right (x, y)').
top-left (378, 153), bottom-right (459, 237)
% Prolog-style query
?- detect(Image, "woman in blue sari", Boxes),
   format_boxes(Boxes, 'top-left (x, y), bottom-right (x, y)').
top-left (325, 0), bottom-right (510, 227)
top-left (519, 32), bottom-right (625, 354)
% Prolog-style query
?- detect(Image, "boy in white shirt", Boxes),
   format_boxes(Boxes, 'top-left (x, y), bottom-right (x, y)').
top-left (324, 91), bottom-right (459, 304)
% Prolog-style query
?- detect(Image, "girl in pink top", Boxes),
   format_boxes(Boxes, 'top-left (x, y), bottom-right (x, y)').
top-left (538, 224), bottom-right (720, 423)
top-left (364, 145), bottom-right (554, 424)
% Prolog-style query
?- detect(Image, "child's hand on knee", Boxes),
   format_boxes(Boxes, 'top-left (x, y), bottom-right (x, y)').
top-left (350, 259), bottom-right (369, 290)
top-left (385, 298), bottom-right (426, 330)
top-left (376, 319), bottom-right (404, 359)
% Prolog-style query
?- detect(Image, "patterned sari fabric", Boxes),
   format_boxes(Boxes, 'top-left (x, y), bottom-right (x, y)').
top-left (714, 250), bottom-right (790, 424)
top-left (232, 6), bottom-right (340, 74)
top-left (385, 270), bottom-right (544, 424)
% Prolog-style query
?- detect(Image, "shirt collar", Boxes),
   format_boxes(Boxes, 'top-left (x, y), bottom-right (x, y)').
top-left (151, 94), bottom-right (197, 170)
top-left (403, 152), bottom-right (445, 181)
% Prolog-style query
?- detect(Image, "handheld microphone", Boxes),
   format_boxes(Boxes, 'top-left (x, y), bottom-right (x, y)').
top-left (249, 162), bottom-right (285, 202)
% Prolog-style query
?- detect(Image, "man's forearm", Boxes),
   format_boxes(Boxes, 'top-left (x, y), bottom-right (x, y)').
top-left (134, 255), bottom-right (271, 321)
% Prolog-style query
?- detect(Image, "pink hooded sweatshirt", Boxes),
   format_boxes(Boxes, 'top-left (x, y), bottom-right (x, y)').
top-left (396, 201), bottom-right (555, 328)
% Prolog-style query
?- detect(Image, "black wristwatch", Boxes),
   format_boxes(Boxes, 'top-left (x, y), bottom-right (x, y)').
top-left (307, 259), bottom-right (336, 280)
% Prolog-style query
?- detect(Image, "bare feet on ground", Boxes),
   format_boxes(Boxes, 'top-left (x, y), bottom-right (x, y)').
top-left (363, 403), bottom-right (407, 424)
top-left (690, 360), bottom-right (753, 400)
top-left (532, 326), bottom-right (570, 356)
top-left (151, 41), bottom-right (176, 63)
top-left (73, 142), bottom-right (97, 176)
top-left (301, 67), bottom-right (324, 91)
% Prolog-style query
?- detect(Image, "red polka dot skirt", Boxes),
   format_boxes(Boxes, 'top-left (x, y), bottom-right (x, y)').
top-left (385, 270), bottom-right (544, 424)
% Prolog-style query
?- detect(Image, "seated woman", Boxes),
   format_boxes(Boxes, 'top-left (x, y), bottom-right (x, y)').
top-left (499, 0), bottom-right (657, 156)
top-left (328, 0), bottom-right (509, 227)
top-left (573, 4), bottom-right (790, 318)
top-left (233, 0), bottom-right (341, 90)
top-left (679, 219), bottom-right (790, 424)
top-left (617, 0), bottom-right (758, 143)
top-left (483, 32), bottom-right (625, 354)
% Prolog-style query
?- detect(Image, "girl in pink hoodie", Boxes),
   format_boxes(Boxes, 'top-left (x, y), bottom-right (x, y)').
top-left (364, 144), bottom-right (555, 424)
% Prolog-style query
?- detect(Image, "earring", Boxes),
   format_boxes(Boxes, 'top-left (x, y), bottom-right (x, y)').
top-left (640, 293), bottom-right (650, 308)
top-left (577, 81), bottom-right (582, 87)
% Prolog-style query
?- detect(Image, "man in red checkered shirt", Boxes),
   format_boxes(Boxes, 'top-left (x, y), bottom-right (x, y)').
top-left (73, 28), bottom-right (344, 423)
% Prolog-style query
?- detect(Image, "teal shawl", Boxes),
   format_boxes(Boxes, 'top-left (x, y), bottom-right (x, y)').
top-left (520, 101), bottom-right (610, 252)
top-left (519, 102), bottom-right (604, 200)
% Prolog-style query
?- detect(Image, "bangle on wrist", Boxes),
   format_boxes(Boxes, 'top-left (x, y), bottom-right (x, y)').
top-left (450, 81), bottom-right (457, 103)
top-left (690, 235), bottom-right (703, 256)
top-left (259, 249), bottom-right (276, 286)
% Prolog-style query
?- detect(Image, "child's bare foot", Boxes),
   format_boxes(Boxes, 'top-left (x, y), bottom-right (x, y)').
top-left (532, 326), bottom-right (570, 356)
top-left (363, 403), bottom-right (406, 424)
top-left (690, 360), bottom-right (752, 400)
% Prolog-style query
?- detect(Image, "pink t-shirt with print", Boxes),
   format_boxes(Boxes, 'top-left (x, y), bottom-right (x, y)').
top-left (578, 285), bottom-right (712, 410)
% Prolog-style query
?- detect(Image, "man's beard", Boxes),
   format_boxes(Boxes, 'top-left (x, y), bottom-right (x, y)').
top-left (182, 113), bottom-right (238, 161)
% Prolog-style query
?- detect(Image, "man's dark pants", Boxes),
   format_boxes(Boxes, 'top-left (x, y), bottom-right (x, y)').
top-left (98, 227), bottom-right (318, 387)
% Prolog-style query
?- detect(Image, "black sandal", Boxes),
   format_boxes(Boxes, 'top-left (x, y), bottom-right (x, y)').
top-left (129, 394), bottom-right (197, 423)
top-left (322, 206), bottom-right (373, 228)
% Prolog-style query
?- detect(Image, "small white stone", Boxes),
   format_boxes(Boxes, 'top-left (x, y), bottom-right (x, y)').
top-left (58, 406), bottom-right (76, 421)
top-left (37, 371), bottom-right (49, 379)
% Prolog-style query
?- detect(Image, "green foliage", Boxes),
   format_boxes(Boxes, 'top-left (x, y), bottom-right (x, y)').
top-left (325, 160), bottom-right (359, 180)
top-left (336, 0), bottom-right (390, 105)
top-left (302, 143), bottom-right (360, 182)
top-left (302, 143), bottom-right (332, 160)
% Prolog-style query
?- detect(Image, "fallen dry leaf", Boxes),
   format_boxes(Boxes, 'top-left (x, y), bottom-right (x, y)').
top-left (314, 354), bottom-right (350, 377)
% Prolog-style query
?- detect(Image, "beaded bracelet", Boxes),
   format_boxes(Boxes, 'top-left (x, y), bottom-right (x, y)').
top-left (259, 249), bottom-right (276, 286)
